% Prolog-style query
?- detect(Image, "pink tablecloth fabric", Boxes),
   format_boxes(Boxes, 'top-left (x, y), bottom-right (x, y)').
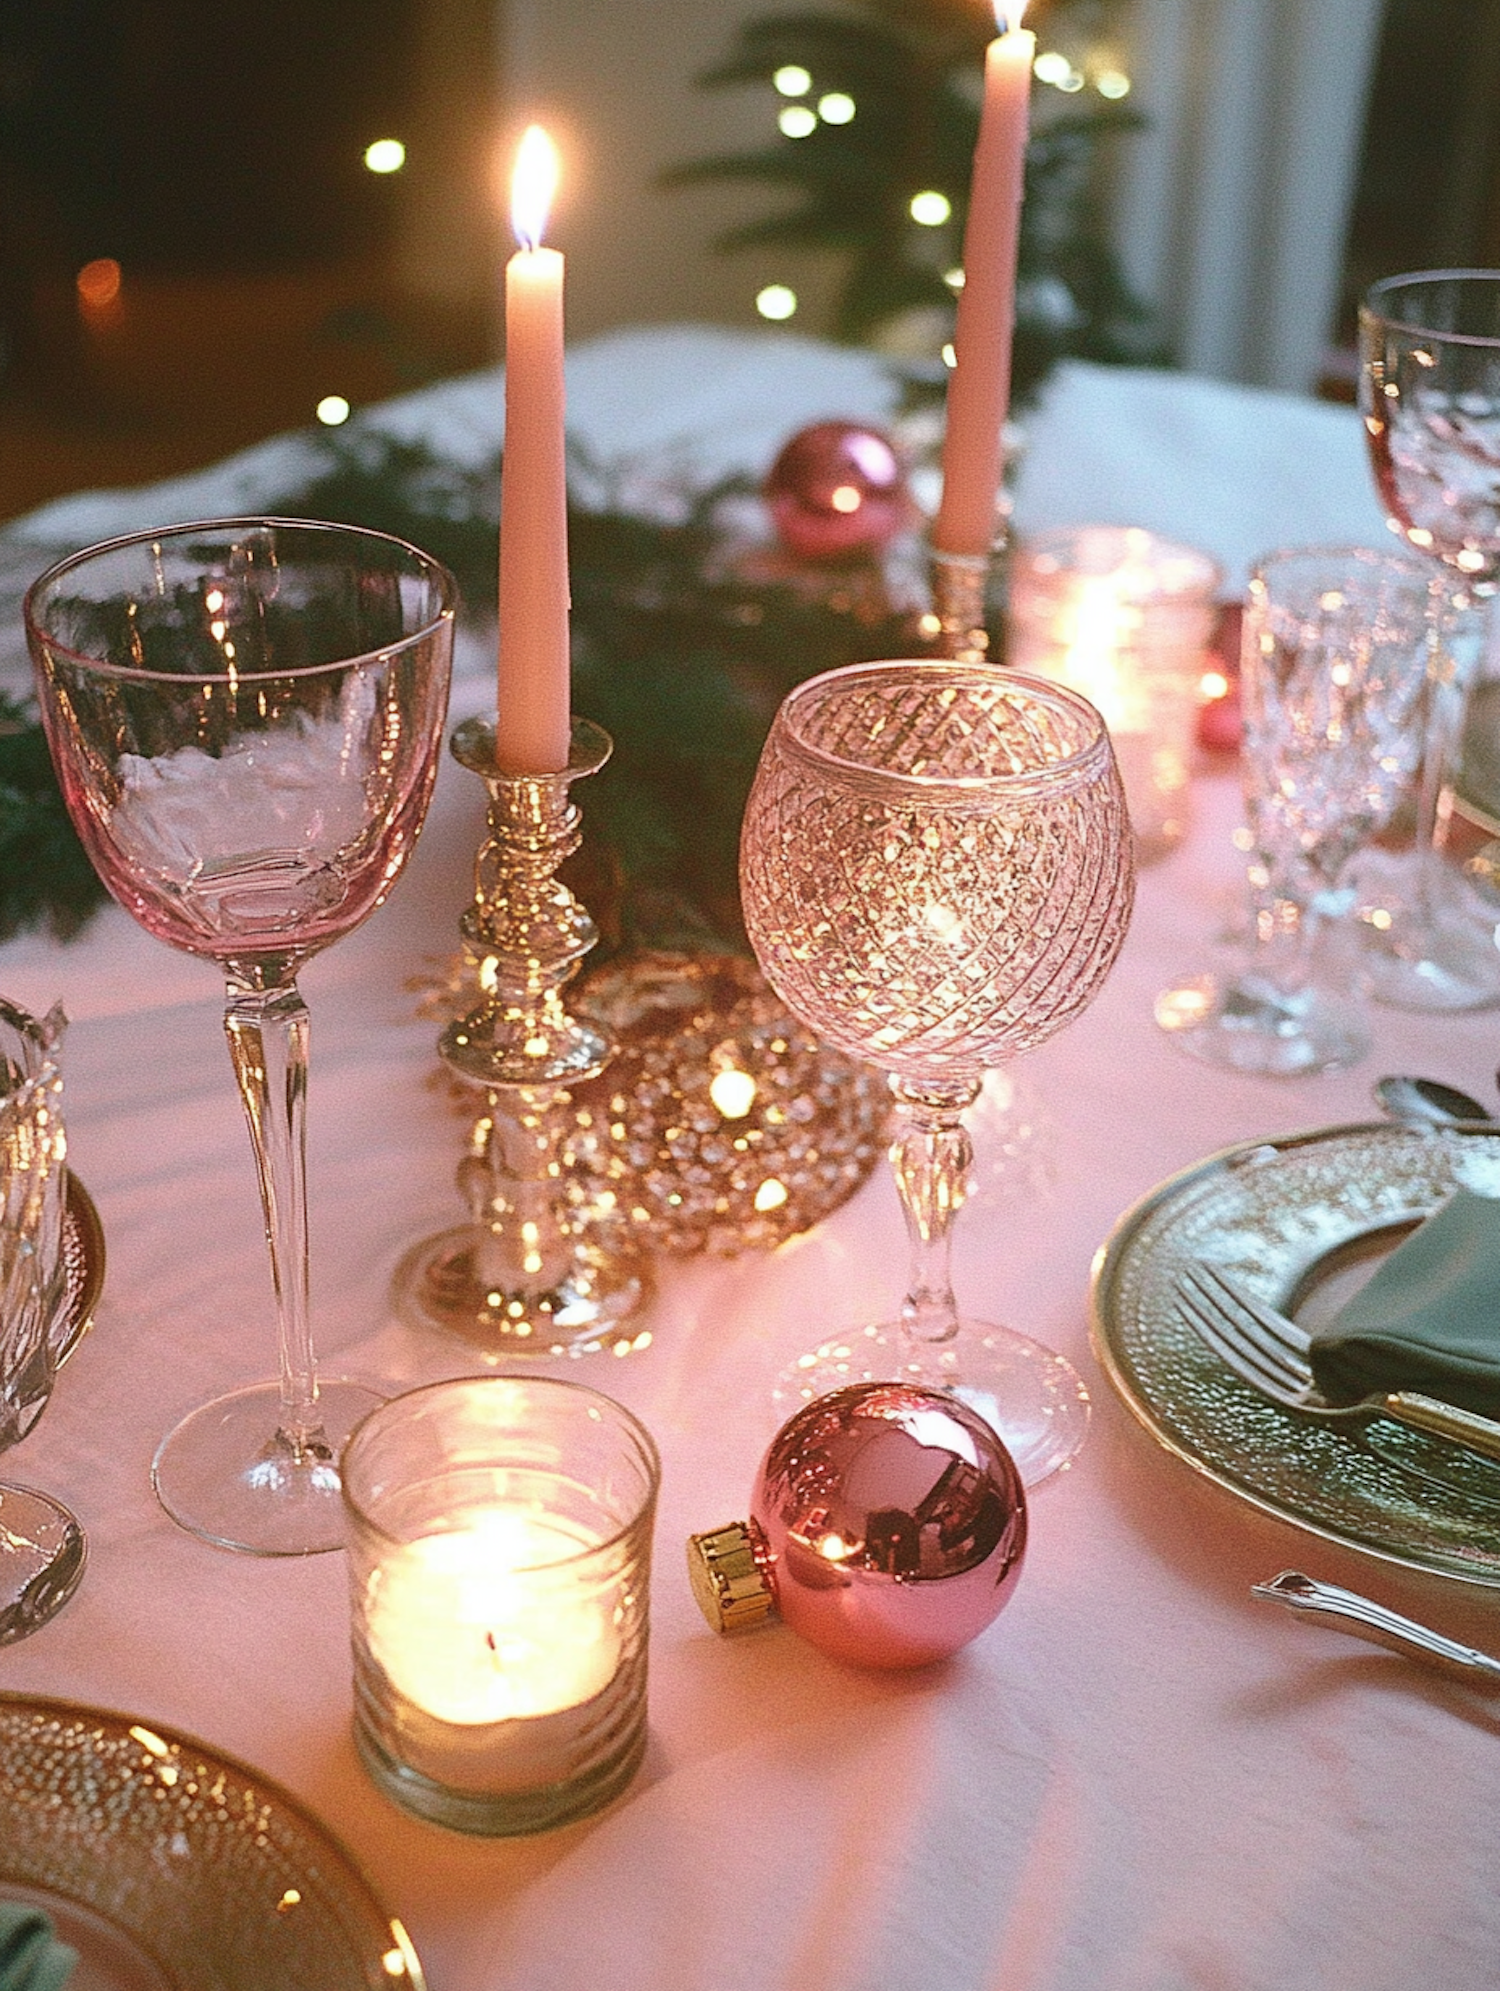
top-left (2, 336), bottom-right (1496, 1991)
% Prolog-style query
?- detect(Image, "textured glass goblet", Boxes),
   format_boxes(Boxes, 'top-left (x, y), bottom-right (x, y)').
top-left (1357, 269), bottom-right (1500, 1008)
top-left (26, 519), bottom-right (455, 1554)
top-left (740, 660), bottom-right (1134, 1485)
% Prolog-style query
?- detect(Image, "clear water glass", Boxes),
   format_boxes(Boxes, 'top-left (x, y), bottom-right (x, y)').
top-left (0, 998), bottom-right (85, 1642)
top-left (1357, 269), bottom-right (1500, 1008)
top-left (1157, 546), bottom-right (1437, 1075)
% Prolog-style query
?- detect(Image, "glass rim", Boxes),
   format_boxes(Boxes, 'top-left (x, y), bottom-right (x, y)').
top-left (341, 1374), bottom-right (662, 1566)
top-left (1247, 542), bottom-right (1436, 591)
top-left (1362, 269), bottom-right (1500, 347)
top-left (23, 515), bottom-right (459, 686)
top-left (773, 657), bottom-right (1115, 797)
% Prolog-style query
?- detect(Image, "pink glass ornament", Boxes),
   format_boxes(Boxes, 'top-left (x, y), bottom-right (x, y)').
top-left (687, 1381), bottom-right (1027, 1669)
top-left (765, 422), bottom-right (911, 563)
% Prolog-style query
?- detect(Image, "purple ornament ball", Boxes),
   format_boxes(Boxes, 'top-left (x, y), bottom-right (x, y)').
top-left (752, 1381), bottom-right (1027, 1668)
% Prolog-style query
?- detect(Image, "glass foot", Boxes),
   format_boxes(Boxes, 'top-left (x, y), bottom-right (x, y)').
top-left (151, 1378), bottom-right (384, 1556)
top-left (1154, 970), bottom-right (1368, 1077)
top-left (1345, 848), bottom-right (1500, 1012)
top-left (0, 1483), bottom-right (86, 1643)
top-left (771, 1320), bottom-right (1090, 1487)
top-left (391, 1225), bottom-right (650, 1361)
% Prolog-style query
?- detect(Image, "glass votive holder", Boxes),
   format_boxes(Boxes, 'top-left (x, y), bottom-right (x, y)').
top-left (342, 1376), bottom-right (660, 1837)
top-left (1008, 525), bottom-right (1221, 861)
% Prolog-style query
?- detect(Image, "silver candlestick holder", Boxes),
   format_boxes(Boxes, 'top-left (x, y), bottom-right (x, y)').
top-left (393, 715), bottom-right (648, 1357)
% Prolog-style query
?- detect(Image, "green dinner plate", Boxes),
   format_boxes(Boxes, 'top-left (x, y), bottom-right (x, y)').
top-left (1091, 1120), bottom-right (1500, 1587)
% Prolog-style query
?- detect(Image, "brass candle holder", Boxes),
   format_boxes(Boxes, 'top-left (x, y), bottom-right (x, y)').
top-left (394, 715), bottom-right (647, 1357)
top-left (928, 546), bottom-right (993, 663)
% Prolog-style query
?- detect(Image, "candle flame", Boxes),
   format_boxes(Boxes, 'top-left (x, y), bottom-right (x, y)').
top-left (993, 0), bottom-right (1029, 29)
top-left (511, 125), bottom-right (559, 250)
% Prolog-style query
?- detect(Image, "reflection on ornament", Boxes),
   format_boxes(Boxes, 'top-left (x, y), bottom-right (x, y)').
top-left (564, 952), bottom-right (890, 1258)
top-left (765, 421), bottom-right (912, 563)
top-left (687, 1381), bottom-right (1027, 1669)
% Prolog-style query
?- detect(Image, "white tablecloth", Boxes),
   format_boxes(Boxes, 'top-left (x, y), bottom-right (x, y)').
top-left (1, 331), bottom-right (1496, 1991)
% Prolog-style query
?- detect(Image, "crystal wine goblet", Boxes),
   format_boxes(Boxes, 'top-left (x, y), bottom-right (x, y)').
top-left (1354, 268), bottom-right (1500, 1008)
top-left (739, 659), bottom-right (1134, 1485)
top-left (1155, 546), bottom-right (1436, 1076)
top-left (26, 519), bottom-right (455, 1554)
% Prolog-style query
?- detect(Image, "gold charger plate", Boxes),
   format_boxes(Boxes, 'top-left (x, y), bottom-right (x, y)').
top-left (0, 1694), bottom-right (425, 1990)
top-left (1091, 1120), bottom-right (1500, 1587)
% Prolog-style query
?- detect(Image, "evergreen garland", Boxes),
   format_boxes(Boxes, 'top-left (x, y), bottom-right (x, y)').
top-left (0, 693), bottom-right (105, 939)
top-left (0, 427), bottom-right (924, 950)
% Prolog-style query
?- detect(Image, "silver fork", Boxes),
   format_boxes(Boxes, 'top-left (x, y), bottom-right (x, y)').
top-left (1175, 1262), bottom-right (1500, 1466)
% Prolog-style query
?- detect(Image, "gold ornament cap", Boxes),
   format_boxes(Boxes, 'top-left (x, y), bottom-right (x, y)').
top-left (686, 1520), bottom-right (776, 1635)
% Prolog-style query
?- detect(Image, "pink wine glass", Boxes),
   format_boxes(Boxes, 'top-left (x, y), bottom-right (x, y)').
top-left (26, 519), bottom-right (454, 1554)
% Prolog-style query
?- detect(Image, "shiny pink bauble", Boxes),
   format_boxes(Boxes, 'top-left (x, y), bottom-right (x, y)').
top-left (765, 421), bottom-right (911, 562)
top-left (751, 1382), bottom-right (1027, 1669)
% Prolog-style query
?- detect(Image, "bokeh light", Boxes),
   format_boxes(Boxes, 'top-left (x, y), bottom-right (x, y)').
top-left (909, 191), bottom-right (952, 227)
top-left (363, 139), bottom-right (406, 174)
top-left (76, 258), bottom-right (122, 308)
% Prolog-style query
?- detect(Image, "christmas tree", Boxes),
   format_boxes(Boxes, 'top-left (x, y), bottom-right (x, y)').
top-left (663, 0), bottom-right (1159, 400)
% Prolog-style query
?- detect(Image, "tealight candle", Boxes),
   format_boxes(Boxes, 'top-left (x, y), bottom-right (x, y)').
top-left (1008, 525), bottom-right (1220, 860)
top-left (343, 1377), bottom-right (659, 1835)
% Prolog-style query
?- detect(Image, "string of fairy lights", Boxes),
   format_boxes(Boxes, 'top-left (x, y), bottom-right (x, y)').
top-left (61, 27), bottom-right (1135, 431)
top-left (753, 37), bottom-right (1132, 330)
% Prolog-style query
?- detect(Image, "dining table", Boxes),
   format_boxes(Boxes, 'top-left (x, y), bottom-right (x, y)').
top-left (1, 325), bottom-right (1498, 1991)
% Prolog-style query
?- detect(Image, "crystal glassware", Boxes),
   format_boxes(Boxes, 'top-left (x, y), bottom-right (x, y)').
top-left (1156, 546), bottom-right (1435, 1076)
top-left (1355, 269), bottom-right (1500, 1008)
top-left (740, 659), bottom-right (1135, 1485)
top-left (0, 999), bottom-right (85, 1641)
top-left (26, 519), bottom-right (455, 1555)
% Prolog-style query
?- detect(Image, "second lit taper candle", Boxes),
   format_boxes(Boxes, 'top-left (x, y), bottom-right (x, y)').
top-left (933, 2), bottom-right (1034, 560)
top-left (497, 126), bottom-right (572, 774)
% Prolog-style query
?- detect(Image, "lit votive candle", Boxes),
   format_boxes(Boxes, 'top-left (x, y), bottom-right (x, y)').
top-left (1008, 525), bottom-right (1220, 861)
top-left (343, 1377), bottom-right (659, 1835)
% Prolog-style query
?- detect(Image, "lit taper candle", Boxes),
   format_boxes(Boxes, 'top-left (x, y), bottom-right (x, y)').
top-left (497, 125), bottom-right (572, 774)
top-left (933, 2), bottom-right (1034, 560)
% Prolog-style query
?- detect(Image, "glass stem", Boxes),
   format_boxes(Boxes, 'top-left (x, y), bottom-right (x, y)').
top-left (1415, 586), bottom-right (1484, 886)
top-left (890, 1075), bottom-right (981, 1349)
top-left (1247, 870), bottom-right (1320, 997)
top-left (223, 976), bottom-right (324, 1456)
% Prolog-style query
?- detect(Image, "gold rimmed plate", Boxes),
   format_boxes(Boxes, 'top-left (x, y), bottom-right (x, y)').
top-left (0, 1694), bottom-right (425, 1990)
top-left (1091, 1120), bottom-right (1500, 1587)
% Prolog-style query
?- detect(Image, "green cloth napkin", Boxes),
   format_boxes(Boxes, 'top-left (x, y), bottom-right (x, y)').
top-left (0, 1904), bottom-right (76, 1991)
top-left (1309, 1187), bottom-right (1500, 1415)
